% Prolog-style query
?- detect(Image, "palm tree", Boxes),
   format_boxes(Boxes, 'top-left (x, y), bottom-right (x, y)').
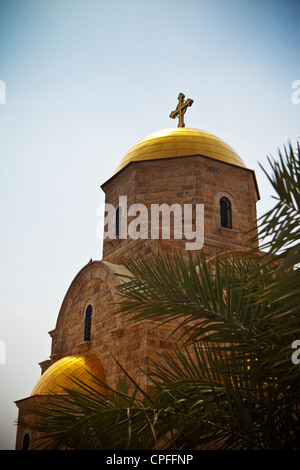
top-left (28, 140), bottom-right (300, 450)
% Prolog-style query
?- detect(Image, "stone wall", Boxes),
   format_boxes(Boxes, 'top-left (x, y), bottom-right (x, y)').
top-left (48, 261), bottom-right (182, 391)
top-left (102, 155), bottom-right (259, 265)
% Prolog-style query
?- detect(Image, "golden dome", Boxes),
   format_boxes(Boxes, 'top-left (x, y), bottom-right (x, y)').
top-left (31, 355), bottom-right (106, 396)
top-left (114, 127), bottom-right (246, 174)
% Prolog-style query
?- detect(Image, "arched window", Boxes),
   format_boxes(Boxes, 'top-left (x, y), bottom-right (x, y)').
top-left (22, 433), bottom-right (30, 450)
top-left (84, 305), bottom-right (92, 341)
top-left (116, 206), bottom-right (121, 237)
top-left (220, 197), bottom-right (232, 229)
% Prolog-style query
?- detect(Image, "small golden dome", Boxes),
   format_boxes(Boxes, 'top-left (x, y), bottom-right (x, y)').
top-left (31, 355), bottom-right (106, 396)
top-left (114, 127), bottom-right (246, 174)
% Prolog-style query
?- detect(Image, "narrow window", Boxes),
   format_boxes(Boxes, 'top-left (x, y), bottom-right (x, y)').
top-left (22, 433), bottom-right (30, 450)
top-left (220, 197), bottom-right (232, 229)
top-left (116, 206), bottom-right (121, 237)
top-left (84, 305), bottom-right (92, 341)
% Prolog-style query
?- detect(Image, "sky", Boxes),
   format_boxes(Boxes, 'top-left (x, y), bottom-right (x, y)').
top-left (0, 0), bottom-right (299, 450)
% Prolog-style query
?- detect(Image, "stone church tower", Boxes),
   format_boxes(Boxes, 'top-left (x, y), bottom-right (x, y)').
top-left (14, 95), bottom-right (260, 450)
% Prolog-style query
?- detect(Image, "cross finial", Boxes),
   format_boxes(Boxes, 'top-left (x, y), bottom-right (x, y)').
top-left (169, 93), bottom-right (194, 127)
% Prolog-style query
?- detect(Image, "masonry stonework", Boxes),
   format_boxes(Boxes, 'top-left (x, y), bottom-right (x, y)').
top-left (102, 155), bottom-right (259, 264)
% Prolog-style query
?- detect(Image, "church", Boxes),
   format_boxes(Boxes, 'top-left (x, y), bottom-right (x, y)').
top-left (14, 94), bottom-right (260, 450)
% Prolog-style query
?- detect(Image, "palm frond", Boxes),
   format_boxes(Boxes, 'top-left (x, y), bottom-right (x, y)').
top-left (117, 250), bottom-right (281, 349)
top-left (258, 141), bottom-right (300, 260)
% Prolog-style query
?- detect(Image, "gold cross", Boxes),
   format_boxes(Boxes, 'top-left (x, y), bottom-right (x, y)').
top-left (169, 93), bottom-right (194, 127)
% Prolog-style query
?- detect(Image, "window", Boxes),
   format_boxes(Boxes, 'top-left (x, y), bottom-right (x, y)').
top-left (84, 305), bottom-right (92, 341)
top-left (116, 206), bottom-right (121, 237)
top-left (22, 433), bottom-right (30, 450)
top-left (220, 197), bottom-right (232, 229)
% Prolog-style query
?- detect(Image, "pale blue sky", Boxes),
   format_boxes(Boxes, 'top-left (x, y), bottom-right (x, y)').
top-left (0, 0), bottom-right (299, 449)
